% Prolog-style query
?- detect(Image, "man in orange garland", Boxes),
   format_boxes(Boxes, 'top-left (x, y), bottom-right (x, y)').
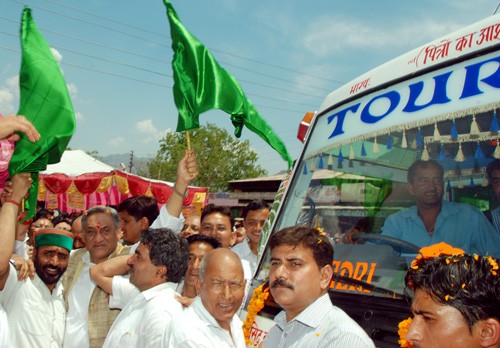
top-left (404, 246), bottom-right (500, 348)
top-left (264, 226), bottom-right (374, 347)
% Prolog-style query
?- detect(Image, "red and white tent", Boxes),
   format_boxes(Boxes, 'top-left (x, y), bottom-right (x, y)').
top-left (38, 150), bottom-right (207, 213)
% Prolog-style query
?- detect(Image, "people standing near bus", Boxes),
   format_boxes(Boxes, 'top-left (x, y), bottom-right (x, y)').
top-left (264, 226), bottom-right (374, 348)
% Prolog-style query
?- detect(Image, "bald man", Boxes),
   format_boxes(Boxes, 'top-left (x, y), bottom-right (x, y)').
top-left (162, 249), bottom-right (246, 347)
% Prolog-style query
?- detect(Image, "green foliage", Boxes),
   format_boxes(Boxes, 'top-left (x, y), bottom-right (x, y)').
top-left (146, 123), bottom-right (267, 191)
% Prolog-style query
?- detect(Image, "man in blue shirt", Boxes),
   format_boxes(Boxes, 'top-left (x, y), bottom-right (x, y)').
top-left (381, 160), bottom-right (500, 258)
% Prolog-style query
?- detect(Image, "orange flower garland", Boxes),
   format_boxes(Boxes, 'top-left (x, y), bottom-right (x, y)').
top-left (397, 317), bottom-right (414, 347)
top-left (243, 282), bottom-right (270, 346)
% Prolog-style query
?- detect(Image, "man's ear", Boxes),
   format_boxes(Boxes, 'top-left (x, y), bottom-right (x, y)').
top-left (320, 264), bottom-right (333, 291)
top-left (229, 231), bottom-right (237, 247)
top-left (477, 318), bottom-right (500, 347)
top-left (139, 217), bottom-right (149, 230)
top-left (156, 265), bottom-right (168, 281)
top-left (407, 183), bottom-right (414, 196)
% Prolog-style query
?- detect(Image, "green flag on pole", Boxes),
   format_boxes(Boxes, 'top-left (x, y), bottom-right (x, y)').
top-left (8, 8), bottom-right (76, 220)
top-left (163, 0), bottom-right (293, 168)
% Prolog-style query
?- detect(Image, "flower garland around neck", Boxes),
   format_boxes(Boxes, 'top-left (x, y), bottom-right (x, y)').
top-left (243, 282), bottom-right (270, 346)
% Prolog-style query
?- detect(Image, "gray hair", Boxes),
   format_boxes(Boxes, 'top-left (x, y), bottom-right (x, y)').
top-left (81, 206), bottom-right (120, 232)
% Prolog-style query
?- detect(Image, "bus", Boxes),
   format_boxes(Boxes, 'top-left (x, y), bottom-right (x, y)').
top-left (242, 13), bottom-right (500, 348)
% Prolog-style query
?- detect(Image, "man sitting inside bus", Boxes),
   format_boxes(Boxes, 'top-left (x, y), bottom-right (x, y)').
top-left (381, 159), bottom-right (500, 257)
top-left (404, 246), bottom-right (500, 347)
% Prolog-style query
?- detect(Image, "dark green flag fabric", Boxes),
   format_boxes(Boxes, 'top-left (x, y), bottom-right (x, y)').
top-left (163, 0), bottom-right (293, 168)
top-left (8, 8), bottom-right (76, 220)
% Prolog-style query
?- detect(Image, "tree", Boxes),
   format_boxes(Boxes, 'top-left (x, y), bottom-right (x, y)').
top-left (144, 123), bottom-right (268, 191)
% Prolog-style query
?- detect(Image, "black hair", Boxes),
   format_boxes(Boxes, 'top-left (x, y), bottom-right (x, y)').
top-left (242, 199), bottom-right (270, 220)
top-left (269, 226), bottom-right (334, 268)
top-left (407, 159), bottom-right (444, 183)
top-left (201, 204), bottom-right (235, 229)
top-left (117, 195), bottom-right (159, 227)
top-left (486, 159), bottom-right (500, 179)
top-left (405, 254), bottom-right (500, 330)
top-left (140, 228), bottom-right (189, 283)
top-left (186, 234), bottom-right (221, 249)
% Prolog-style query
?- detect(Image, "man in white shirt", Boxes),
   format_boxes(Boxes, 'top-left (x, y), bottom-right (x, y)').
top-left (163, 248), bottom-right (246, 347)
top-left (263, 226), bottom-right (375, 348)
top-left (232, 199), bottom-right (270, 275)
top-left (62, 206), bottom-right (130, 348)
top-left (1, 213), bottom-right (74, 348)
top-left (90, 227), bottom-right (189, 347)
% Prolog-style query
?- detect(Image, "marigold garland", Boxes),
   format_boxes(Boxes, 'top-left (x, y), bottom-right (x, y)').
top-left (243, 282), bottom-right (270, 346)
top-left (397, 317), bottom-right (414, 347)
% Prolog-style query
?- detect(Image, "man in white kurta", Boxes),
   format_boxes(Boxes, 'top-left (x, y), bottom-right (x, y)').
top-left (0, 227), bottom-right (74, 348)
top-left (1, 262), bottom-right (66, 347)
top-left (163, 249), bottom-right (246, 348)
top-left (103, 277), bottom-right (183, 347)
top-left (90, 227), bottom-right (189, 347)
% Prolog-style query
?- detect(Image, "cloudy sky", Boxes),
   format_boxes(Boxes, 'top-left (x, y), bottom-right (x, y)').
top-left (0, 0), bottom-right (498, 175)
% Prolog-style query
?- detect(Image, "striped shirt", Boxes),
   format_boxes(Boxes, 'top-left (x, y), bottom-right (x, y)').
top-left (263, 293), bottom-right (375, 348)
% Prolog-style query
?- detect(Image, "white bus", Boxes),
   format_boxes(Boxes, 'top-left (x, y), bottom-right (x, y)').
top-left (243, 13), bottom-right (500, 348)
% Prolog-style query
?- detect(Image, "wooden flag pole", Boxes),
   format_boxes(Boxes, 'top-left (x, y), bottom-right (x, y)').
top-left (186, 130), bottom-right (192, 151)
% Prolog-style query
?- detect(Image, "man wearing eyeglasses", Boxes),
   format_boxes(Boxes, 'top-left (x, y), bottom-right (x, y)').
top-left (381, 159), bottom-right (500, 257)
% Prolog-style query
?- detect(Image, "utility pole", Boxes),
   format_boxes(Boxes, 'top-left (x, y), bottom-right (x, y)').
top-left (128, 150), bottom-right (134, 173)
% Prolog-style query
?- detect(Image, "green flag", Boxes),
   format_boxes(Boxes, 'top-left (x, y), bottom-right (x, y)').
top-left (163, 0), bottom-right (293, 168)
top-left (8, 8), bottom-right (76, 220)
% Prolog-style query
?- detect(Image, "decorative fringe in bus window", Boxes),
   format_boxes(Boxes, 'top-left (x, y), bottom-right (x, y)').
top-left (327, 153), bottom-right (334, 169)
top-left (458, 177), bottom-right (464, 189)
top-left (303, 163), bottom-right (308, 175)
top-left (455, 142), bottom-right (465, 162)
top-left (387, 133), bottom-right (393, 149)
top-left (338, 149), bottom-right (344, 164)
top-left (474, 142), bottom-right (485, 159)
top-left (349, 145), bottom-right (355, 160)
top-left (470, 115), bottom-right (480, 135)
top-left (451, 119), bottom-right (459, 139)
top-left (373, 138), bottom-right (379, 154)
top-left (434, 123), bottom-right (441, 140)
top-left (401, 129), bottom-right (408, 148)
top-left (421, 145), bottom-right (430, 161)
top-left (482, 172), bottom-right (489, 187)
top-left (439, 143), bottom-right (446, 161)
top-left (361, 142), bottom-right (367, 156)
top-left (309, 158), bottom-right (317, 172)
top-left (494, 141), bottom-right (500, 159)
top-left (416, 128), bottom-right (424, 148)
top-left (490, 111), bottom-right (499, 132)
top-left (447, 178), bottom-right (452, 191)
top-left (469, 177), bottom-right (475, 188)
top-left (317, 155), bottom-right (324, 169)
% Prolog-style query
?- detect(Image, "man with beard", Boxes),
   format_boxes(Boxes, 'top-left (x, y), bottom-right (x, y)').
top-left (380, 160), bottom-right (500, 257)
top-left (264, 226), bottom-right (374, 348)
top-left (0, 226), bottom-right (73, 347)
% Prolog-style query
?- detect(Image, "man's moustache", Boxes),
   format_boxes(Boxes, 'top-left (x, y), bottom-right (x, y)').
top-left (271, 279), bottom-right (294, 290)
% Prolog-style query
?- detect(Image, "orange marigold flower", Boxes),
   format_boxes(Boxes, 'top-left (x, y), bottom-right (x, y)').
top-left (397, 317), bottom-right (414, 348)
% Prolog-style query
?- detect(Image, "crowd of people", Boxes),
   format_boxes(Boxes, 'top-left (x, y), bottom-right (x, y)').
top-left (0, 115), bottom-right (499, 348)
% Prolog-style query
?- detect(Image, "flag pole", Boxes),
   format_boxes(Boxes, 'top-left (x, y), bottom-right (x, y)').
top-left (186, 130), bottom-right (192, 151)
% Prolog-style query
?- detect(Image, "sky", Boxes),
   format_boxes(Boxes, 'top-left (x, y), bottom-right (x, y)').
top-left (0, 0), bottom-right (498, 177)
